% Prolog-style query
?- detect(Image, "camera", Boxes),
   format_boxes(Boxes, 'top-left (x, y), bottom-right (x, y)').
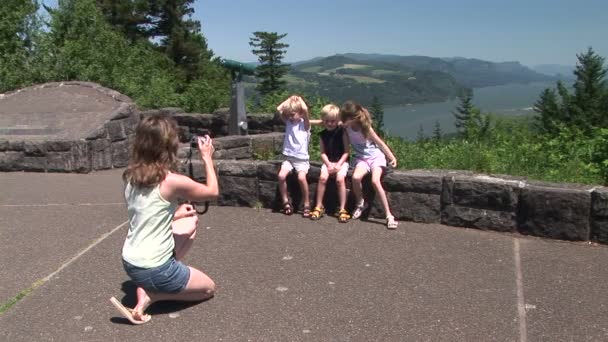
top-left (190, 130), bottom-right (210, 148)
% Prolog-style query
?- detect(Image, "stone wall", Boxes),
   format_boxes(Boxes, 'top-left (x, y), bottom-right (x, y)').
top-left (140, 107), bottom-right (284, 142)
top-left (0, 83), bottom-right (139, 173)
top-left (179, 159), bottom-right (608, 245)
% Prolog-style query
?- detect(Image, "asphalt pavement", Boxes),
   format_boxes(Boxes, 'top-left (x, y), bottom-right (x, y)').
top-left (1, 170), bottom-right (608, 342)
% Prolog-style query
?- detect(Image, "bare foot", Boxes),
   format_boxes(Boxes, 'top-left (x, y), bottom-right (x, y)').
top-left (133, 287), bottom-right (152, 321)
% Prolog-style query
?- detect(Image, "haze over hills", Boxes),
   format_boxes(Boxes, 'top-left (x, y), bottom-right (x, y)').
top-left (284, 53), bottom-right (556, 106)
top-left (531, 64), bottom-right (576, 79)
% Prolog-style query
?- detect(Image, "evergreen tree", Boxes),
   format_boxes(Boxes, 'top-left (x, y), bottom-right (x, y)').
top-left (95, 0), bottom-right (153, 43)
top-left (432, 120), bottom-right (443, 142)
top-left (571, 47), bottom-right (607, 130)
top-left (452, 89), bottom-right (474, 133)
top-left (249, 31), bottom-right (290, 95)
top-left (0, 0), bottom-right (41, 92)
top-left (416, 125), bottom-right (426, 142)
top-left (370, 95), bottom-right (385, 133)
top-left (534, 47), bottom-right (607, 135)
top-left (533, 88), bottom-right (561, 134)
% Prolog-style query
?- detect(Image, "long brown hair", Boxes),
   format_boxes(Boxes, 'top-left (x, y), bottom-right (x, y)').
top-left (340, 101), bottom-right (373, 138)
top-left (122, 114), bottom-right (179, 187)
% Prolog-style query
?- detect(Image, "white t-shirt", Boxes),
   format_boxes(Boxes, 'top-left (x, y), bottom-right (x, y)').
top-left (282, 118), bottom-right (310, 160)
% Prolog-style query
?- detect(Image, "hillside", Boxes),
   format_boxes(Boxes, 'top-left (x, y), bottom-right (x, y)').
top-left (285, 53), bottom-right (555, 106)
top-left (287, 55), bottom-right (467, 106)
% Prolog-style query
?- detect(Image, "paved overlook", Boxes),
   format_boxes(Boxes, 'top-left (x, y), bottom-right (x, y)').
top-left (1, 83), bottom-right (608, 341)
top-left (1, 170), bottom-right (608, 342)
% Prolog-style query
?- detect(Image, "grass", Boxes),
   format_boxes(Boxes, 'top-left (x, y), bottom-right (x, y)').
top-left (0, 279), bottom-right (44, 315)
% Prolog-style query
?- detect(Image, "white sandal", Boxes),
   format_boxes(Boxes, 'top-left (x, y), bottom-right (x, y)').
top-left (352, 200), bottom-right (369, 220)
top-left (386, 215), bottom-right (398, 229)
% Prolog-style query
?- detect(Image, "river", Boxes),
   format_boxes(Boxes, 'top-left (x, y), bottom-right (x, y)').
top-left (383, 81), bottom-right (559, 140)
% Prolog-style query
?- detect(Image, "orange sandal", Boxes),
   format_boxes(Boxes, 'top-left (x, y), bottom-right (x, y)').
top-left (338, 209), bottom-right (351, 223)
top-left (310, 207), bottom-right (324, 220)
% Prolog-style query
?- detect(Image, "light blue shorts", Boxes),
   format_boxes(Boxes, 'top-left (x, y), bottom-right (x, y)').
top-left (123, 257), bottom-right (190, 294)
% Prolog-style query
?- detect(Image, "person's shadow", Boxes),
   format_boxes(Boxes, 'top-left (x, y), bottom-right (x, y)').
top-left (110, 281), bottom-right (210, 325)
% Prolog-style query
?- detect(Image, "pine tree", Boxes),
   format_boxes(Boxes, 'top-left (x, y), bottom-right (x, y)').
top-left (534, 47), bottom-right (607, 135)
top-left (0, 0), bottom-right (40, 91)
top-left (416, 125), bottom-right (426, 142)
top-left (370, 95), bottom-right (385, 133)
top-left (452, 89), bottom-right (475, 133)
top-left (95, 0), bottom-right (152, 43)
top-left (432, 120), bottom-right (442, 142)
top-left (249, 31), bottom-right (290, 95)
top-left (571, 47), bottom-right (607, 130)
top-left (533, 88), bottom-right (561, 134)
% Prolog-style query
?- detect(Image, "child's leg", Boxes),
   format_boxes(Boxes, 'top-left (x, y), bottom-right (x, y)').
top-left (315, 166), bottom-right (330, 209)
top-left (336, 173), bottom-right (347, 210)
top-left (173, 215), bottom-right (198, 261)
top-left (351, 163), bottom-right (369, 204)
top-left (370, 166), bottom-right (393, 218)
top-left (278, 162), bottom-right (292, 204)
top-left (297, 171), bottom-right (310, 208)
top-left (133, 266), bottom-right (216, 317)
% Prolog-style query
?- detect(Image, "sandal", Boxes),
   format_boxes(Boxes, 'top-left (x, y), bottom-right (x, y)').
top-left (310, 207), bottom-right (324, 220)
top-left (337, 209), bottom-right (350, 223)
top-left (281, 201), bottom-right (293, 215)
top-left (302, 205), bottom-right (311, 218)
top-left (386, 215), bottom-right (398, 229)
top-left (110, 297), bottom-right (151, 325)
top-left (352, 200), bottom-right (369, 220)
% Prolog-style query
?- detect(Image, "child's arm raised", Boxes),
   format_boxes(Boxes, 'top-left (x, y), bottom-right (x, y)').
top-left (369, 128), bottom-right (397, 168)
top-left (301, 100), bottom-right (311, 131)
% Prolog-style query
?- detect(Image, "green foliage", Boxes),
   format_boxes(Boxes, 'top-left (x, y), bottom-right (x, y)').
top-left (369, 96), bottom-right (385, 133)
top-left (249, 31), bottom-right (290, 95)
top-left (535, 47), bottom-right (607, 136)
top-left (452, 89), bottom-right (474, 132)
top-left (386, 115), bottom-right (603, 185)
top-left (0, 0), bottom-right (41, 92)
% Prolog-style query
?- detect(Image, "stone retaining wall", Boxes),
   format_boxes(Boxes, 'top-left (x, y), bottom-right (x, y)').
top-left (140, 107), bottom-right (283, 141)
top-left (0, 82), bottom-right (139, 173)
top-left (180, 159), bottom-right (608, 245)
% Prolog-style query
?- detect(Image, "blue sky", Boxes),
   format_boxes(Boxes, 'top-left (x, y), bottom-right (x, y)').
top-left (43, 0), bottom-right (608, 66)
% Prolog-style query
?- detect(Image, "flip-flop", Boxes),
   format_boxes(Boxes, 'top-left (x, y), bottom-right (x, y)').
top-left (110, 297), bottom-right (151, 325)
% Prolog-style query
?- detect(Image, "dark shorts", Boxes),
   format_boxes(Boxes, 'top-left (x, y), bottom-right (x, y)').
top-left (123, 257), bottom-right (190, 294)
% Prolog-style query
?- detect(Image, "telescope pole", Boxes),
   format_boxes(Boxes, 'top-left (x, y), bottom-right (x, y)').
top-left (228, 71), bottom-right (248, 136)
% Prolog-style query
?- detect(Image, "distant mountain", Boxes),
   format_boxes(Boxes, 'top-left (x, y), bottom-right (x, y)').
top-left (288, 55), bottom-right (467, 106)
top-left (532, 64), bottom-right (575, 79)
top-left (338, 53), bottom-right (554, 88)
top-left (285, 53), bottom-right (555, 106)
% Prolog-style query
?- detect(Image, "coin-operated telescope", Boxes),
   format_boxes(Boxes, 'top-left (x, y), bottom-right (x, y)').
top-left (220, 59), bottom-right (256, 135)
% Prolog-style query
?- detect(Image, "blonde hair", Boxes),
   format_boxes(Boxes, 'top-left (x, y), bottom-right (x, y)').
top-left (278, 95), bottom-right (307, 115)
top-left (122, 114), bottom-right (179, 187)
top-left (321, 104), bottom-right (340, 120)
top-left (340, 101), bottom-right (373, 138)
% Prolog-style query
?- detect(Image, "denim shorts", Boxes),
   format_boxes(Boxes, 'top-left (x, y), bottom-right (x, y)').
top-left (123, 257), bottom-right (190, 294)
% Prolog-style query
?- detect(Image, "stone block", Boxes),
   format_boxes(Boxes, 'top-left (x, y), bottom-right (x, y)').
top-left (383, 170), bottom-right (444, 194)
top-left (442, 205), bottom-right (516, 232)
top-left (111, 139), bottom-right (130, 167)
top-left (390, 192), bottom-right (441, 223)
top-left (518, 185), bottom-right (591, 241)
top-left (218, 176), bottom-right (258, 207)
top-left (0, 151), bottom-right (24, 171)
top-left (216, 160), bottom-right (259, 177)
top-left (105, 120), bottom-right (127, 142)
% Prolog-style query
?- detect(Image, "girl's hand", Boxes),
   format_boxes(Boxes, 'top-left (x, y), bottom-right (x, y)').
top-left (198, 135), bottom-right (215, 160)
top-left (389, 158), bottom-right (397, 168)
top-left (174, 204), bottom-right (196, 220)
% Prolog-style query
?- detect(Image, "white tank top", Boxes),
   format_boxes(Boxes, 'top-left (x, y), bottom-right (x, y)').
top-left (122, 182), bottom-right (177, 268)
